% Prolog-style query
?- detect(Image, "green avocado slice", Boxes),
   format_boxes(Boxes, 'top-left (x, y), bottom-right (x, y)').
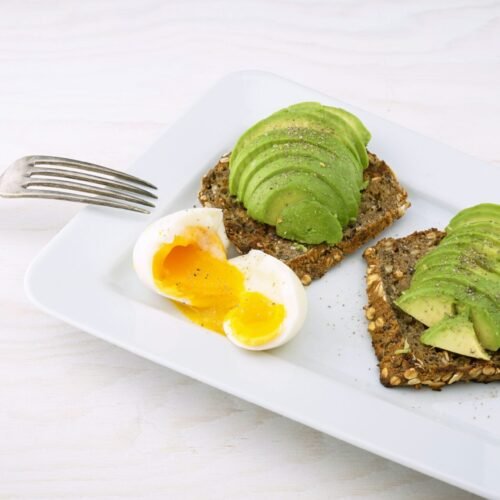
top-left (420, 314), bottom-right (491, 361)
top-left (446, 203), bottom-right (500, 233)
top-left (446, 220), bottom-right (500, 239)
top-left (276, 200), bottom-right (343, 244)
top-left (395, 289), bottom-right (456, 326)
top-left (442, 230), bottom-right (500, 245)
top-left (415, 247), bottom-right (500, 275)
top-left (287, 102), bottom-right (371, 149)
top-left (470, 307), bottom-right (500, 351)
top-left (434, 235), bottom-right (500, 263)
top-left (327, 107), bottom-right (371, 145)
top-left (284, 103), bottom-right (369, 167)
top-left (324, 108), bottom-right (370, 167)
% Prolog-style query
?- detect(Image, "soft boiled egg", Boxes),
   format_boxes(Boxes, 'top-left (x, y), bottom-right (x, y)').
top-left (224, 250), bottom-right (307, 350)
top-left (133, 208), bottom-right (307, 350)
top-left (133, 207), bottom-right (230, 304)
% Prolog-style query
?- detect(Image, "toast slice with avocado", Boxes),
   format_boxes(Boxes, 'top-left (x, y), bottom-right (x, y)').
top-left (199, 151), bottom-right (409, 285)
top-left (363, 229), bottom-right (500, 390)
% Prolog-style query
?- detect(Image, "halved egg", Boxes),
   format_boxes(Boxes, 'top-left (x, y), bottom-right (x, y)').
top-left (133, 207), bottom-right (231, 304)
top-left (224, 250), bottom-right (307, 350)
top-left (133, 208), bottom-right (307, 350)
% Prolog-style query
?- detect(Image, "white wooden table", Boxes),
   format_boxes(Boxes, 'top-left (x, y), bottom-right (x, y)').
top-left (1, 1), bottom-right (497, 497)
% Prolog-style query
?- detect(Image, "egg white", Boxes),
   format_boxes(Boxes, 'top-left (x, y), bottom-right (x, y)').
top-left (132, 207), bottom-right (230, 303)
top-left (223, 250), bottom-right (308, 350)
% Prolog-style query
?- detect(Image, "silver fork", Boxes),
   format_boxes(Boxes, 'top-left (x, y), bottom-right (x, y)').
top-left (0, 155), bottom-right (157, 214)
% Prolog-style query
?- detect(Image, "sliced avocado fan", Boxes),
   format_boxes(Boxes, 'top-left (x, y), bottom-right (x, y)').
top-left (420, 314), bottom-right (491, 361)
top-left (228, 102), bottom-right (371, 245)
top-left (395, 203), bottom-right (500, 358)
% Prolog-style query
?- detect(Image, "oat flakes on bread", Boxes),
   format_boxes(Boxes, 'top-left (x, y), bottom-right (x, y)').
top-left (363, 230), bottom-right (500, 390)
top-left (199, 152), bottom-right (410, 285)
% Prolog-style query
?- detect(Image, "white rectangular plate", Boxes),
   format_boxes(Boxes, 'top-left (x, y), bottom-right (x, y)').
top-left (26, 71), bottom-right (500, 498)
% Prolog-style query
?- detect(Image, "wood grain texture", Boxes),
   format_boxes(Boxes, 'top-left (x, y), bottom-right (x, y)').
top-left (1, 0), bottom-right (497, 498)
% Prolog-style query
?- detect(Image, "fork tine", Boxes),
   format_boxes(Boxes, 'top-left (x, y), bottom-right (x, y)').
top-left (26, 155), bottom-right (157, 190)
top-left (27, 167), bottom-right (158, 199)
top-left (21, 189), bottom-right (150, 213)
top-left (23, 179), bottom-right (155, 208)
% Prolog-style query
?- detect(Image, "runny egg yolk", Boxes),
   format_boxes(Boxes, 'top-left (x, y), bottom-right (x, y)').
top-left (152, 226), bottom-right (285, 342)
top-left (153, 227), bottom-right (242, 309)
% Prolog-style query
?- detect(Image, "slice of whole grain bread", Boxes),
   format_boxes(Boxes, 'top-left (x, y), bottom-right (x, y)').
top-left (199, 152), bottom-right (410, 285)
top-left (363, 230), bottom-right (500, 390)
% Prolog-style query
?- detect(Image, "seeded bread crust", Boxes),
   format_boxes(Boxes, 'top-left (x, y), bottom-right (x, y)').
top-left (199, 152), bottom-right (410, 285)
top-left (363, 230), bottom-right (500, 390)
